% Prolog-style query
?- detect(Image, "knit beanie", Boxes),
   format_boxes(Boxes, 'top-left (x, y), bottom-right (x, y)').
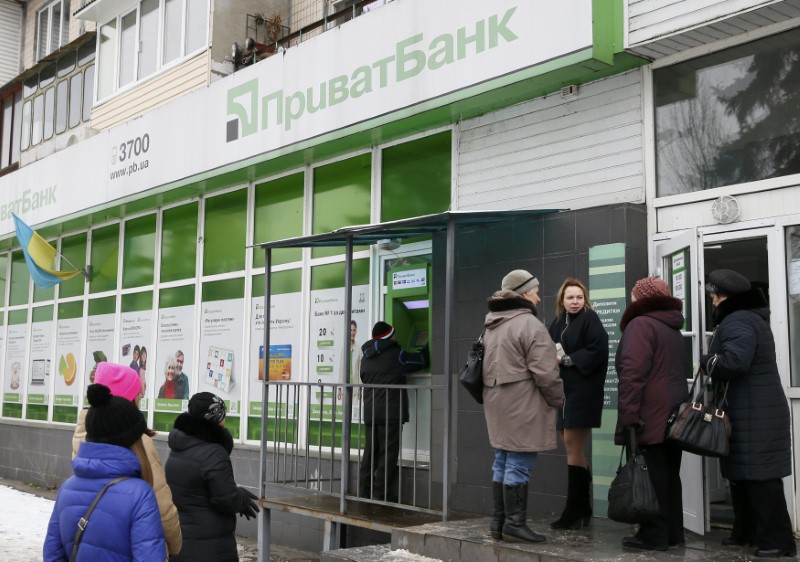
top-left (94, 362), bottom-right (142, 402)
top-left (85, 384), bottom-right (147, 448)
top-left (632, 277), bottom-right (671, 299)
top-left (188, 392), bottom-right (227, 425)
top-left (371, 321), bottom-right (395, 340)
top-left (501, 269), bottom-right (539, 295)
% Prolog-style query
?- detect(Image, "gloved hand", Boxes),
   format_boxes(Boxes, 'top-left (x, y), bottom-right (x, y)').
top-left (560, 355), bottom-right (574, 368)
top-left (238, 487), bottom-right (260, 520)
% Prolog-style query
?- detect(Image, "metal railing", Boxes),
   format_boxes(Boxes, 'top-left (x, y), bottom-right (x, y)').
top-left (265, 380), bottom-right (442, 515)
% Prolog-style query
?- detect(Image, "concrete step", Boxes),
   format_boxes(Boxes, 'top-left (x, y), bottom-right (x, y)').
top-left (321, 543), bottom-right (442, 561)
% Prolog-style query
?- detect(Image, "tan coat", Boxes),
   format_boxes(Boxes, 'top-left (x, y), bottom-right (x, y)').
top-left (73, 409), bottom-right (182, 555)
top-left (482, 291), bottom-right (564, 452)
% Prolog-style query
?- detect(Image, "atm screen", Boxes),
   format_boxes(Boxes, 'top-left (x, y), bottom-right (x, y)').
top-left (413, 330), bottom-right (429, 347)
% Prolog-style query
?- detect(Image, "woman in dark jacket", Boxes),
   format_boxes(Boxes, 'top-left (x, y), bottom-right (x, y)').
top-left (548, 278), bottom-right (608, 529)
top-left (702, 269), bottom-right (794, 557)
top-left (165, 393), bottom-right (259, 562)
top-left (615, 278), bottom-right (688, 551)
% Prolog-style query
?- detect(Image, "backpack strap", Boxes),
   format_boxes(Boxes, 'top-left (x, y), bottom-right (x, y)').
top-left (69, 476), bottom-right (130, 562)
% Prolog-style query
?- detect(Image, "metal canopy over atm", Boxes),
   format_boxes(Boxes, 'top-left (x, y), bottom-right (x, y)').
top-left (252, 209), bottom-right (559, 558)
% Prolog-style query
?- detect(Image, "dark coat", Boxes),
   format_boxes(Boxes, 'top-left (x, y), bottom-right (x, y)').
top-left (548, 308), bottom-right (608, 428)
top-left (165, 414), bottom-right (245, 562)
top-left (360, 339), bottom-right (428, 424)
top-left (702, 289), bottom-right (791, 481)
top-left (44, 442), bottom-right (165, 562)
top-left (614, 296), bottom-right (689, 446)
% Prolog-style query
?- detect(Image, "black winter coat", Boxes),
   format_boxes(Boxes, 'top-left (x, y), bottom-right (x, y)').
top-left (360, 338), bottom-right (428, 424)
top-left (548, 308), bottom-right (608, 428)
top-left (165, 414), bottom-right (247, 562)
top-left (702, 289), bottom-right (791, 481)
top-left (614, 296), bottom-right (689, 446)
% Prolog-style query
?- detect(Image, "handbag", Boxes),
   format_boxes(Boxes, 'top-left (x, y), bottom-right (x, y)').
top-left (665, 363), bottom-right (731, 458)
top-left (70, 476), bottom-right (130, 562)
top-left (458, 330), bottom-right (485, 404)
top-left (607, 427), bottom-right (660, 524)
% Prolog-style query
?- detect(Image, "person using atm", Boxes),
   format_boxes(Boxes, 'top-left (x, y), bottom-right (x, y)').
top-left (358, 321), bottom-right (429, 503)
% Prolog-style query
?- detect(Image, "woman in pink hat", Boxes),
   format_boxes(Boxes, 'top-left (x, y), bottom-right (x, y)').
top-left (72, 362), bottom-right (182, 556)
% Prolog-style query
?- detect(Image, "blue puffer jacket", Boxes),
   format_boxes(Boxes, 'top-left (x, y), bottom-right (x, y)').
top-left (44, 442), bottom-right (166, 562)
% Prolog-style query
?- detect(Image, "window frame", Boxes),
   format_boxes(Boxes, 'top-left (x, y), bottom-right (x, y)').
top-left (36, 0), bottom-right (71, 62)
top-left (95, 0), bottom-right (209, 104)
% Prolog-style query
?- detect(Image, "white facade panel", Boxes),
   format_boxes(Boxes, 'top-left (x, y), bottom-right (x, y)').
top-left (0, 0), bottom-right (22, 86)
top-left (457, 69), bottom-right (645, 212)
top-left (656, 184), bottom-right (800, 231)
top-left (628, 0), bottom-right (783, 45)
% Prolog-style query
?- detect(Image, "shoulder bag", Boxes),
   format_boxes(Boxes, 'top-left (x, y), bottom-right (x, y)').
top-left (458, 330), bottom-right (485, 404)
top-left (607, 427), bottom-right (660, 524)
top-left (665, 361), bottom-right (731, 458)
top-left (69, 476), bottom-right (130, 562)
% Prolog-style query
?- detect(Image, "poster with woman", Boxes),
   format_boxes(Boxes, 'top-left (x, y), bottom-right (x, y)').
top-left (119, 310), bottom-right (153, 411)
top-left (154, 305), bottom-right (194, 415)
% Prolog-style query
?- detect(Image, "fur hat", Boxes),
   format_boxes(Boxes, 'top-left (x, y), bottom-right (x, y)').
top-left (94, 362), bottom-right (142, 402)
top-left (85, 384), bottom-right (147, 448)
top-left (371, 321), bottom-right (395, 340)
top-left (188, 392), bottom-right (227, 425)
top-left (501, 269), bottom-right (539, 295)
top-left (632, 277), bottom-right (671, 299)
top-left (705, 269), bottom-right (751, 297)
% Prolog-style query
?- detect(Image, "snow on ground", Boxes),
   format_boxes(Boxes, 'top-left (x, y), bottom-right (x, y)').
top-left (0, 484), bottom-right (54, 561)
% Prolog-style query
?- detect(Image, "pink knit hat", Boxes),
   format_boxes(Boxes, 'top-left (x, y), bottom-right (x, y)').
top-left (632, 277), bottom-right (671, 300)
top-left (94, 362), bottom-right (142, 402)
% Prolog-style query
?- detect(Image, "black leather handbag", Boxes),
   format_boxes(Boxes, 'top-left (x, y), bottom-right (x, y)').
top-left (458, 331), bottom-right (485, 404)
top-left (607, 427), bottom-right (659, 524)
top-left (665, 365), bottom-right (731, 458)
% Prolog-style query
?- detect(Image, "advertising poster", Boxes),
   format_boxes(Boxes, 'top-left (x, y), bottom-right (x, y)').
top-left (307, 286), bottom-right (370, 422)
top-left (3, 324), bottom-right (28, 406)
top-left (199, 299), bottom-right (244, 415)
top-left (120, 310), bottom-right (153, 411)
top-left (85, 313), bottom-right (116, 390)
top-left (27, 320), bottom-right (53, 408)
top-left (54, 318), bottom-right (82, 408)
top-left (154, 305), bottom-right (194, 413)
top-left (248, 293), bottom-right (302, 421)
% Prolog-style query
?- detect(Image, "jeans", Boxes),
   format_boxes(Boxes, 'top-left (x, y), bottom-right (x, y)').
top-left (492, 450), bottom-right (538, 485)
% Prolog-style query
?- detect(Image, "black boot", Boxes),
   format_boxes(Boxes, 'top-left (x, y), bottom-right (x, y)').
top-left (550, 465), bottom-right (592, 530)
top-left (502, 483), bottom-right (546, 543)
top-left (489, 481), bottom-right (504, 540)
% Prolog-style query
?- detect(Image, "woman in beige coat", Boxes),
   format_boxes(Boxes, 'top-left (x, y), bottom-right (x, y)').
top-left (482, 270), bottom-right (564, 544)
top-left (72, 362), bottom-right (182, 556)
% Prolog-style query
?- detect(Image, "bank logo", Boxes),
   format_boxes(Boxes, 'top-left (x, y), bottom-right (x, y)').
top-left (226, 80), bottom-right (259, 142)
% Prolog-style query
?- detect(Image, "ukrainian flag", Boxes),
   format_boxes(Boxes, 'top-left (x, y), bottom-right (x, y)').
top-left (12, 213), bottom-right (83, 288)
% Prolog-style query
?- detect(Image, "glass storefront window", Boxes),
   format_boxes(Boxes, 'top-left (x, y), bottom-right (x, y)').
top-left (655, 28), bottom-right (800, 196)
top-left (253, 173), bottom-right (303, 268)
top-left (90, 224), bottom-right (119, 294)
top-left (59, 233), bottom-right (87, 298)
top-left (161, 203), bottom-right (198, 282)
top-left (122, 214), bottom-right (157, 289)
top-left (203, 190), bottom-right (246, 276)
top-left (9, 251), bottom-right (30, 306)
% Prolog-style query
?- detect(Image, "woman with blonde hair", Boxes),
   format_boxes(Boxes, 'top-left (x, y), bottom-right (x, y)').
top-left (72, 362), bottom-right (182, 556)
top-left (46, 384), bottom-right (165, 560)
top-left (548, 278), bottom-right (608, 529)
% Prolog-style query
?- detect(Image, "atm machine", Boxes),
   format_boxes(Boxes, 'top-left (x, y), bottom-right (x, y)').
top-left (385, 262), bottom-right (432, 458)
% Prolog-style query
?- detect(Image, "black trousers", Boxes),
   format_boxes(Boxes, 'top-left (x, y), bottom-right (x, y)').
top-left (358, 421), bottom-right (401, 502)
top-left (637, 442), bottom-right (684, 548)
top-left (729, 479), bottom-right (794, 551)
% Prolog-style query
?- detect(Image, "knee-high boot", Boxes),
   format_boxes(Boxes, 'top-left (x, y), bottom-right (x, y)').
top-left (502, 483), bottom-right (546, 543)
top-left (489, 481), bottom-right (504, 540)
top-left (550, 465), bottom-right (592, 530)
